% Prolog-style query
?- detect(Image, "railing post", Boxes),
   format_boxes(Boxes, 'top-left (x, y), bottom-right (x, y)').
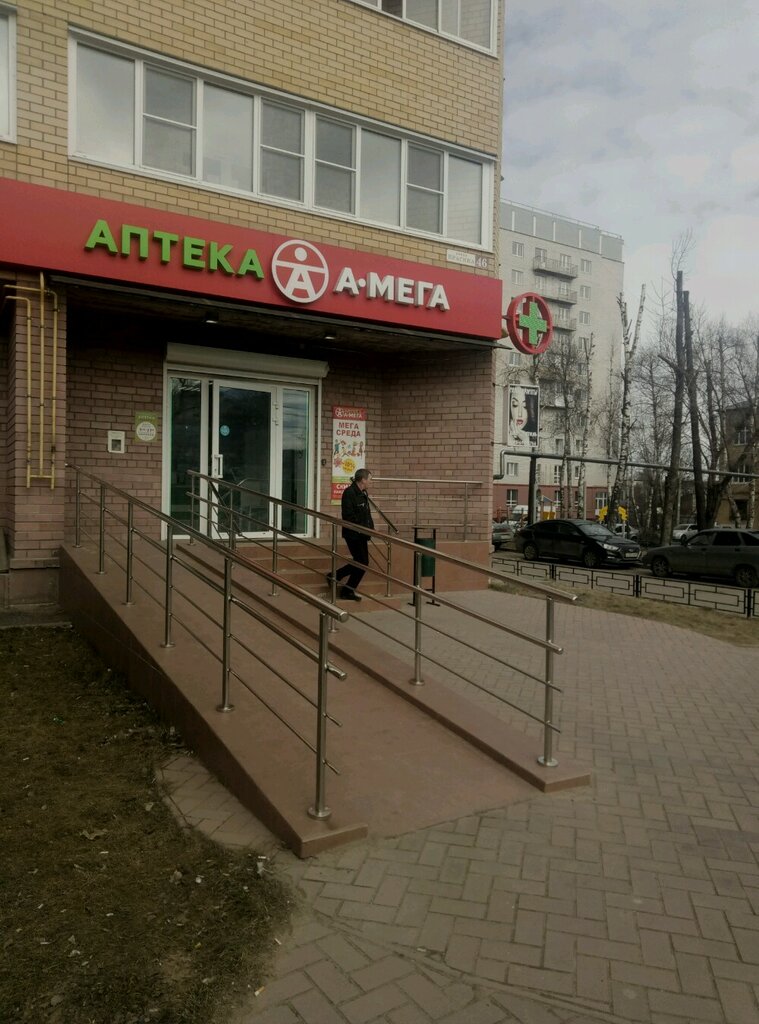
top-left (229, 490), bottom-right (237, 551)
top-left (411, 550), bottom-right (424, 685)
top-left (328, 523), bottom-right (339, 632)
top-left (125, 501), bottom-right (134, 605)
top-left (218, 556), bottom-right (234, 712)
top-left (308, 611), bottom-right (332, 820)
top-left (74, 468), bottom-right (82, 548)
top-left (538, 597), bottom-right (558, 767)
top-left (161, 524), bottom-right (175, 648)
top-left (463, 482), bottom-right (469, 540)
top-left (415, 481), bottom-right (420, 531)
top-left (97, 483), bottom-right (106, 574)
top-left (385, 537), bottom-right (392, 598)
top-left (268, 524), bottom-right (276, 598)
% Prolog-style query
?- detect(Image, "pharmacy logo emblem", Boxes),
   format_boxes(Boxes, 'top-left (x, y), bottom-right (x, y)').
top-left (271, 240), bottom-right (330, 304)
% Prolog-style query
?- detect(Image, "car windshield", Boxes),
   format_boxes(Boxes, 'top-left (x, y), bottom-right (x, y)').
top-left (577, 523), bottom-right (614, 539)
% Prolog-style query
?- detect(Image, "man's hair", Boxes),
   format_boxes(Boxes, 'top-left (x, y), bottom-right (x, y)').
top-left (354, 468), bottom-right (371, 483)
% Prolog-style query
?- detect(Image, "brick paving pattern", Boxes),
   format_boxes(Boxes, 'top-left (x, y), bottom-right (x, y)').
top-left (160, 592), bottom-right (759, 1023)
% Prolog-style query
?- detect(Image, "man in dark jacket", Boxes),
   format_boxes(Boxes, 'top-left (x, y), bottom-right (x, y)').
top-left (329, 468), bottom-right (374, 600)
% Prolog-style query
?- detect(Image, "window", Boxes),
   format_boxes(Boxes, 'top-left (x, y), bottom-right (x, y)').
top-left (71, 35), bottom-right (492, 247)
top-left (579, 311), bottom-right (590, 325)
top-left (736, 425), bottom-right (752, 445)
top-left (555, 307), bottom-right (568, 323)
top-left (349, 0), bottom-right (495, 51)
top-left (554, 437), bottom-right (564, 453)
top-left (580, 285), bottom-right (591, 299)
top-left (573, 465), bottom-right (580, 479)
top-left (511, 269), bottom-right (523, 286)
top-left (595, 492), bottom-right (607, 512)
top-left (559, 253), bottom-right (571, 269)
top-left (506, 488), bottom-right (518, 506)
top-left (713, 531), bottom-right (740, 546)
top-left (507, 350), bottom-right (521, 366)
top-left (581, 258), bottom-right (592, 273)
top-left (505, 462), bottom-right (518, 476)
top-left (315, 116), bottom-right (355, 213)
top-left (0, 6), bottom-right (15, 140)
top-left (512, 241), bottom-right (524, 257)
top-left (535, 247), bottom-right (547, 261)
top-left (143, 66), bottom-right (196, 176)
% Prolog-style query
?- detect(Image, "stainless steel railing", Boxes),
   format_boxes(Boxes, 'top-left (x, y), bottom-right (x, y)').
top-left (188, 471), bottom-right (577, 768)
top-left (69, 465), bottom-right (347, 821)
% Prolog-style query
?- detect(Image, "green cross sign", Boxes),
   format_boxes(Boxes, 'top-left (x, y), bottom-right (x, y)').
top-left (518, 300), bottom-right (548, 347)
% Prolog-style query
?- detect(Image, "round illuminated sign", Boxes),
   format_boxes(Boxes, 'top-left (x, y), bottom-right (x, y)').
top-left (504, 292), bottom-right (553, 355)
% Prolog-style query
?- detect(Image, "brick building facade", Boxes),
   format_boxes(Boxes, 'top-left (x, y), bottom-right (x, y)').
top-left (0, 1), bottom-right (504, 606)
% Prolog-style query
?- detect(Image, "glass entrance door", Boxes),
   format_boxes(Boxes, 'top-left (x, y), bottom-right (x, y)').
top-left (212, 381), bottom-right (275, 536)
top-left (167, 372), bottom-right (313, 538)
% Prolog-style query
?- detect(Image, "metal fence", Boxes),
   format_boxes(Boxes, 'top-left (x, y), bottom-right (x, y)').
top-left (494, 555), bottom-right (758, 619)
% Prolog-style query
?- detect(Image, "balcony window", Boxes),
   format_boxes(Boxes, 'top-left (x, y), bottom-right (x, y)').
top-left (315, 116), bottom-right (355, 213)
top-left (535, 247), bottom-right (547, 261)
top-left (143, 67), bottom-right (196, 176)
top-left (71, 36), bottom-right (492, 247)
top-left (261, 101), bottom-right (304, 201)
top-left (351, 0), bottom-right (495, 51)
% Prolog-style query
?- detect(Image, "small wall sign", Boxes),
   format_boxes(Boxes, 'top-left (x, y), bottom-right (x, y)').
top-left (134, 410), bottom-right (159, 443)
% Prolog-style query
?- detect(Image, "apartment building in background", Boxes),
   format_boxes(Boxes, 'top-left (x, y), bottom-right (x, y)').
top-left (0, 0), bottom-right (504, 607)
top-left (494, 200), bottom-right (625, 521)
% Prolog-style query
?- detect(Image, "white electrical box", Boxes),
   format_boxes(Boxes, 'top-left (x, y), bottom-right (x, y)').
top-left (107, 430), bottom-right (126, 454)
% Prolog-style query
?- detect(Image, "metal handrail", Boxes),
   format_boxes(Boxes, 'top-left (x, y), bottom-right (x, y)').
top-left (188, 470), bottom-right (577, 767)
top-left (69, 464), bottom-right (346, 820)
top-left (371, 476), bottom-right (483, 539)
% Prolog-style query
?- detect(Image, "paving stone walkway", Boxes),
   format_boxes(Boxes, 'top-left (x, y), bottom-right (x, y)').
top-left (160, 591), bottom-right (759, 1023)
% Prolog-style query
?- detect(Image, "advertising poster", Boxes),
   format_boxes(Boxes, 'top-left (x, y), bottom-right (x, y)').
top-left (331, 406), bottom-right (367, 503)
top-left (506, 385), bottom-right (540, 447)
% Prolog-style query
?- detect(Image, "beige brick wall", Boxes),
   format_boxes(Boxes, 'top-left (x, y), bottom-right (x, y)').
top-left (1, 0), bottom-right (503, 273)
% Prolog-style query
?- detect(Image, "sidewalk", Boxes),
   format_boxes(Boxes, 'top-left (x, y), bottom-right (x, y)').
top-left (163, 590), bottom-right (759, 1023)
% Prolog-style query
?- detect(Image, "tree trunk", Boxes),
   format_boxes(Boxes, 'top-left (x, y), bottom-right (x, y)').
top-left (661, 271), bottom-right (686, 543)
top-left (684, 291), bottom-right (707, 528)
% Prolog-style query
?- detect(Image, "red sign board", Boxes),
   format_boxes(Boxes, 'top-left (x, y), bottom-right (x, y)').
top-left (0, 178), bottom-right (502, 339)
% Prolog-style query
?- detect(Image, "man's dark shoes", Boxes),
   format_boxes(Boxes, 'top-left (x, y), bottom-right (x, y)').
top-left (339, 588), bottom-right (361, 601)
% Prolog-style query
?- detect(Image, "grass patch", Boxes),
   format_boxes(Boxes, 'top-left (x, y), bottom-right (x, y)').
top-left (490, 576), bottom-right (759, 647)
top-left (0, 626), bottom-right (293, 1024)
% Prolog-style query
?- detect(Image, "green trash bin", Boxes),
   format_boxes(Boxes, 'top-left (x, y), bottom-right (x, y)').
top-left (414, 528), bottom-right (437, 579)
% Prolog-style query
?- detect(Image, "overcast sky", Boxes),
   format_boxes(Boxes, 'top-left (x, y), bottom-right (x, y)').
top-left (502, 0), bottom-right (759, 323)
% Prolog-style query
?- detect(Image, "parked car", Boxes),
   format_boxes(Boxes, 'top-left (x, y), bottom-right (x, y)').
top-left (515, 519), bottom-right (641, 568)
top-left (491, 520), bottom-right (515, 550)
top-left (612, 522), bottom-right (640, 542)
top-left (671, 522), bottom-right (699, 542)
top-left (642, 528), bottom-right (759, 587)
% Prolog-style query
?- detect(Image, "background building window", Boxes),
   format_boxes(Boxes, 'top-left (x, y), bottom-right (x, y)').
top-left (512, 241), bottom-right (524, 257)
top-left (507, 350), bottom-right (521, 366)
top-left (581, 258), bottom-right (592, 273)
top-left (595, 492), bottom-right (607, 512)
top-left (506, 488), bottom-right (518, 506)
top-left (580, 284), bottom-right (591, 299)
top-left (505, 461), bottom-right (518, 476)
top-left (535, 246), bottom-right (547, 261)
top-left (579, 311), bottom-right (590, 324)
top-left (511, 269), bottom-right (523, 285)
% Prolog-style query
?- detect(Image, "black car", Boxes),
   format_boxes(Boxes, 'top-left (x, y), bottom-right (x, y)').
top-left (515, 518), bottom-right (641, 568)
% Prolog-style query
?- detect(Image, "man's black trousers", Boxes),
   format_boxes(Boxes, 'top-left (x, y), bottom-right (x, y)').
top-left (336, 534), bottom-right (369, 593)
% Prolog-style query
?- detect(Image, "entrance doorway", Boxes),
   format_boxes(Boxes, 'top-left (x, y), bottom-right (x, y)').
top-left (166, 372), bottom-right (313, 538)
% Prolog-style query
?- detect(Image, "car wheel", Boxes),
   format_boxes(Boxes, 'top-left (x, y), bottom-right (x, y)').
top-left (650, 556), bottom-right (670, 578)
top-left (523, 542), bottom-right (539, 561)
top-left (734, 564), bottom-right (758, 588)
top-left (582, 548), bottom-right (600, 569)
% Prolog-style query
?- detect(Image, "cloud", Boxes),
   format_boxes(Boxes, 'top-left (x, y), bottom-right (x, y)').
top-left (502, 1), bottom-right (759, 323)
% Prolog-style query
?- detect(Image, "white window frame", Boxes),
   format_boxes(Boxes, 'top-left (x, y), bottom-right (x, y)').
top-left (0, 4), bottom-right (16, 143)
top-left (579, 311), bottom-right (590, 325)
top-left (511, 268), bottom-right (523, 285)
top-left (505, 461), bottom-right (518, 476)
top-left (345, 0), bottom-right (498, 55)
top-left (68, 31), bottom-right (494, 250)
top-left (512, 241), bottom-right (524, 257)
top-left (581, 258), bottom-right (592, 273)
top-left (580, 284), bottom-right (591, 299)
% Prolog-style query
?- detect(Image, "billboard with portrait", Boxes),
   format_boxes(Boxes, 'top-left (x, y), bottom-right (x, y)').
top-left (506, 385), bottom-right (540, 448)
